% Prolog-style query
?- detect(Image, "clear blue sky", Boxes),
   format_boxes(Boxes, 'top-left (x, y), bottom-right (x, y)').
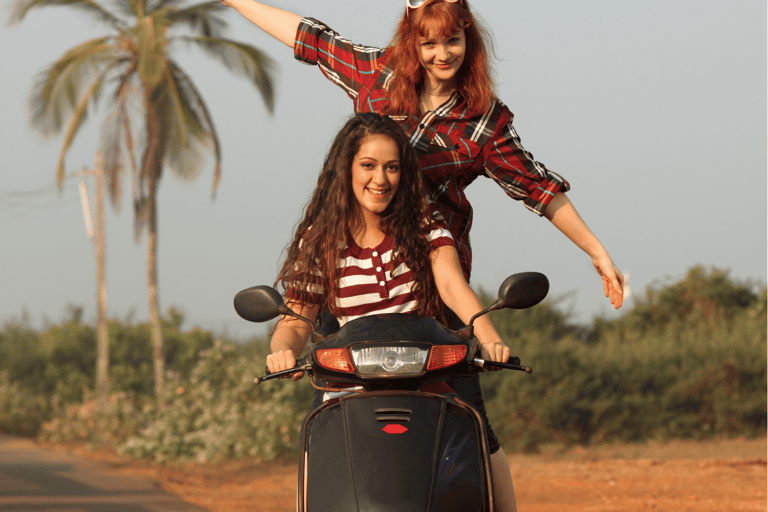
top-left (1, 0), bottom-right (766, 339)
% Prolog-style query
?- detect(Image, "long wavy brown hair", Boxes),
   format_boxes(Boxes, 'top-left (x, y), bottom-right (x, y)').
top-left (387, 0), bottom-right (496, 117)
top-left (276, 113), bottom-right (445, 322)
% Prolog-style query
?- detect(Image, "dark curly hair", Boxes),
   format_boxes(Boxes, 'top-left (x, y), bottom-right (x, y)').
top-left (276, 113), bottom-right (445, 322)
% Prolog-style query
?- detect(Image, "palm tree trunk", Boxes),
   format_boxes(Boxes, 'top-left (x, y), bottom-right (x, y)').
top-left (94, 161), bottom-right (110, 407)
top-left (142, 86), bottom-right (165, 410)
top-left (146, 175), bottom-right (165, 409)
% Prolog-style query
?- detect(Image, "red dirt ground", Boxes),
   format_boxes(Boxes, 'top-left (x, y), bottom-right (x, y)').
top-left (54, 437), bottom-right (766, 511)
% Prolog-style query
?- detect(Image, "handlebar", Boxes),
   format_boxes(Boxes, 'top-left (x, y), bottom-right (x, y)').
top-left (474, 356), bottom-right (533, 374)
top-left (254, 355), bottom-right (531, 385)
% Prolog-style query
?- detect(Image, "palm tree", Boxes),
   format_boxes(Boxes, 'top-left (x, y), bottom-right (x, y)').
top-left (10, 0), bottom-right (276, 406)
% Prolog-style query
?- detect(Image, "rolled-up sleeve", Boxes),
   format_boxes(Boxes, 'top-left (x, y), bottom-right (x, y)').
top-left (482, 106), bottom-right (570, 216)
top-left (294, 17), bottom-right (387, 101)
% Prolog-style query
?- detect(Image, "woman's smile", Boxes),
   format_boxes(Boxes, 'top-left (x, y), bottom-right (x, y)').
top-left (417, 29), bottom-right (466, 88)
top-left (351, 134), bottom-right (401, 223)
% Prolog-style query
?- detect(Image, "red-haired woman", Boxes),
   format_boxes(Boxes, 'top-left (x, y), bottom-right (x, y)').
top-left (222, 1), bottom-right (626, 509)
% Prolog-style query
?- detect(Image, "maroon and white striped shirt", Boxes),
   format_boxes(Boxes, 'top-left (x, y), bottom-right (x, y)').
top-left (288, 225), bottom-right (454, 326)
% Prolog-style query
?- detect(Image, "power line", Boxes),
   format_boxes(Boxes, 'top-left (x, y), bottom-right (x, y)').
top-left (0, 182), bottom-right (80, 225)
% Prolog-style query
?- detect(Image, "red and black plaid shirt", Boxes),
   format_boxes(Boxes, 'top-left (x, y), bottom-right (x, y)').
top-left (295, 18), bottom-right (570, 280)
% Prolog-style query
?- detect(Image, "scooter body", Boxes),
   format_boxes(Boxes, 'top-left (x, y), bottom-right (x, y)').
top-left (299, 314), bottom-right (493, 512)
top-left (234, 272), bottom-right (549, 512)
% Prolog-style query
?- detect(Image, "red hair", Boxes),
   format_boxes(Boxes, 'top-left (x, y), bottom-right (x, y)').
top-left (387, 0), bottom-right (496, 117)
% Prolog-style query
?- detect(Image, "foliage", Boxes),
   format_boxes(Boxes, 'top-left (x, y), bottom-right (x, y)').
top-left (0, 371), bottom-right (49, 437)
top-left (117, 340), bottom-right (312, 463)
top-left (2, 266), bottom-right (764, 462)
top-left (0, 308), bottom-right (212, 406)
top-left (482, 266), bottom-right (767, 451)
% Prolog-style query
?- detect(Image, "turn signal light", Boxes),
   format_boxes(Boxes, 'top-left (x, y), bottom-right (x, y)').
top-left (426, 345), bottom-right (467, 370)
top-left (315, 348), bottom-right (356, 373)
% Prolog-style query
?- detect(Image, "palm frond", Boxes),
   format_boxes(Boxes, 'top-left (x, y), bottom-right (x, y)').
top-left (9, 0), bottom-right (122, 29)
top-left (100, 72), bottom-right (138, 211)
top-left (117, 0), bottom-right (144, 18)
top-left (167, 60), bottom-right (222, 196)
top-left (28, 37), bottom-right (118, 134)
top-left (55, 71), bottom-right (108, 187)
top-left (165, 1), bottom-right (227, 38)
top-left (102, 66), bottom-right (142, 210)
top-left (183, 35), bottom-right (276, 113)
top-left (146, 0), bottom-right (185, 13)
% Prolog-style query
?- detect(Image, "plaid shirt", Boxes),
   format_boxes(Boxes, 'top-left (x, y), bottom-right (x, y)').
top-left (295, 18), bottom-right (570, 279)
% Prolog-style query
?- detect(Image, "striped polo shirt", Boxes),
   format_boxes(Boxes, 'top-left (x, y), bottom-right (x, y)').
top-left (288, 225), bottom-right (454, 326)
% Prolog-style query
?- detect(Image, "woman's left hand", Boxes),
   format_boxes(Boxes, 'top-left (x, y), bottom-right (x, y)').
top-left (593, 252), bottom-right (625, 309)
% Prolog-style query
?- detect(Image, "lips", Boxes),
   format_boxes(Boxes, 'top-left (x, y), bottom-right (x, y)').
top-left (366, 187), bottom-right (390, 198)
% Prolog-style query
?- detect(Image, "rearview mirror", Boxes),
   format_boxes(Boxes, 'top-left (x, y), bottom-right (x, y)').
top-left (496, 272), bottom-right (549, 310)
top-left (234, 285), bottom-right (286, 323)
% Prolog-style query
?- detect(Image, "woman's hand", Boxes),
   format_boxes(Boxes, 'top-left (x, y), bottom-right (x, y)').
top-left (478, 341), bottom-right (511, 364)
top-left (266, 349), bottom-right (304, 380)
top-left (592, 252), bottom-right (625, 309)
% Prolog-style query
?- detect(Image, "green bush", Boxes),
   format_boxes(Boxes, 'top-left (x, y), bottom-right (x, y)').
top-left (0, 371), bottom-right (49, 437)
top-left (482, 272), bottom-right (767, 451)
top-left (3, 265), bottom-right (764, 462)
top-left (117, 340), bottom-right (312, 463)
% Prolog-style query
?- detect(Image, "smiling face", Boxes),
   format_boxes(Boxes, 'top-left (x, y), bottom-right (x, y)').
top-left (351, 134), bottom-right (401, 225)
top-left (417, 28), bottom-right (466, 89)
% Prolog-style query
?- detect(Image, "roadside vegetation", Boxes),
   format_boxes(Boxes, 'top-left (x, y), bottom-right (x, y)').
top-left (1, 265), bottom-right (764, 461)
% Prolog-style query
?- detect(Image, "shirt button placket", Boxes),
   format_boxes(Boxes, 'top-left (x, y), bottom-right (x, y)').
top-left (372, 250), bottom-right (388, 299)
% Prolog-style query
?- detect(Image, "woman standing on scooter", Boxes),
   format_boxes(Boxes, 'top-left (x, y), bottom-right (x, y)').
top-left (220, 0), bottom-right (625, 308)
top-left (222, 1), bottom-right (625, 509)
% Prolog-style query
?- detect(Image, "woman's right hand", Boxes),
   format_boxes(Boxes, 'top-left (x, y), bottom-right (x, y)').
top-left (266, 349), bottom-right (304, 380)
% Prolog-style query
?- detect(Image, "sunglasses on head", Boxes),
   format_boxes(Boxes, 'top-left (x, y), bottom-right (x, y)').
top-left (407, 0), bottom-right (462, 11)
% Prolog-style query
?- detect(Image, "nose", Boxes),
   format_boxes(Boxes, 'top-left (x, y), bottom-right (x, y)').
top-left (371, 167), bottom-right (388, 185)
top-left (437, 44), bottom-right (450, 61)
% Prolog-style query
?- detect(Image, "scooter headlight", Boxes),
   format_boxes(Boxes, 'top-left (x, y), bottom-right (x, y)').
top-left (350, 345), bottom-right (429, 376)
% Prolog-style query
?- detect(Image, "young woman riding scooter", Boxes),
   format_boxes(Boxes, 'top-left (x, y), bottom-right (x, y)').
top-left (266, 112), bottom-right (516, 505)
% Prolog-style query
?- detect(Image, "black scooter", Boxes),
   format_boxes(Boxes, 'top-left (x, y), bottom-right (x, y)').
top-left (234, 272), bottom-right (549, 512)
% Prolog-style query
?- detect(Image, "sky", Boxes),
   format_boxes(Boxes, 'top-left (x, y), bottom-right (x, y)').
top-left (1, 0), bottom-right (766, 341)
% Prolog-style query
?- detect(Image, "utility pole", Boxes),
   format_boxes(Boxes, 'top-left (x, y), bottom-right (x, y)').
top-left (77, 152), bottom-right (109, 407)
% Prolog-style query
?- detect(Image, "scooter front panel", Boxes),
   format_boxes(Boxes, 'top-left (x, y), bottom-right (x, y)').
top-left (301, 391), bottom-right (490, 512)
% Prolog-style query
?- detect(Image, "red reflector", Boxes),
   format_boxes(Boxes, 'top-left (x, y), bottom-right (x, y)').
top-left (383, 424), bottom-right (408, 434)
top-left (315, 348), bottom-right (355, 373)
top-left (427, 345), bottom-right (467, 370)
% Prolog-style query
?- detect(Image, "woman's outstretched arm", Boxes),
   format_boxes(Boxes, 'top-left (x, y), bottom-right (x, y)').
top-left (220, 0), bottom-right (302, 47)
top-left (544, 192), bottom-right (625, 309)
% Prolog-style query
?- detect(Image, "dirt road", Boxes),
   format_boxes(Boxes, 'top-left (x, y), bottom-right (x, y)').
top-left (22, 437), bottom-right (768, 511)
